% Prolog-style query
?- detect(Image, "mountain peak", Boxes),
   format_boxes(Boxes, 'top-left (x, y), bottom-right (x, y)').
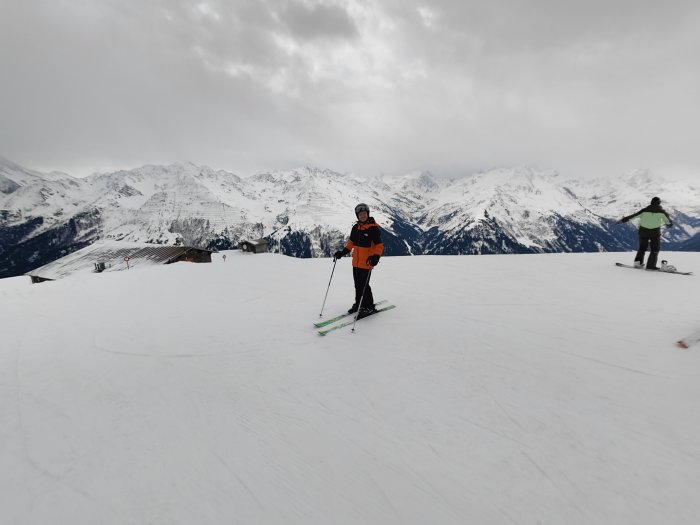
top-left (0, 155), bottom-right (21, 169)
top-left (620, 168), bottom-right (665, 186)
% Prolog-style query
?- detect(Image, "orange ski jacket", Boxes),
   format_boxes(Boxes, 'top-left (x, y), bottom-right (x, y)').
top-left (345, 218), bottom-right (384, 270)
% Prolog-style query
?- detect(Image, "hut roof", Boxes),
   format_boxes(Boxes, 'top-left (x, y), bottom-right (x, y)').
top-left (242, 239), bottom-right (268, 246)
top-left (26, 241), bottom-right (212, 281)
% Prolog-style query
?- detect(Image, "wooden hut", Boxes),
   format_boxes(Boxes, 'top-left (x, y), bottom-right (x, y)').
top-left (239, 239), bottom-right (268, 254)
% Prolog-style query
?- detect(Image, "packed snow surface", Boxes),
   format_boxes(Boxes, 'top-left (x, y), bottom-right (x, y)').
top-left (2, 251), bottom-right (700, 524)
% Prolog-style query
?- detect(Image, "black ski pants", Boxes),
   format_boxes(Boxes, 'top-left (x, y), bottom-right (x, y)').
top-left (353, 267), bottom-right (375, 309)
top-left (635, 227), bottom-right (661, 269)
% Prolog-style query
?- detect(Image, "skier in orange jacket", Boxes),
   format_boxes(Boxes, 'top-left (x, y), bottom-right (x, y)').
top-left (333, 203), bottom-right (384, 317)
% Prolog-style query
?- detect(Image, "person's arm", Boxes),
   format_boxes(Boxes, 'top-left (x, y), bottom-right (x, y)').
top-left (366, 226), bottom-right (384, 266)
top-left (333, 228), bottom-right (355, 260)
top-left (371, 226), bottom-right (384, 257)
top-left (620, 208), bottom-right (644, 223)
top-left (344, 227), bottom-right (356, 252)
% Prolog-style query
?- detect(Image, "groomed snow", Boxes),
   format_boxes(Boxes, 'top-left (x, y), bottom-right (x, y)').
top-left (2, 251), bottom-right (700, 524)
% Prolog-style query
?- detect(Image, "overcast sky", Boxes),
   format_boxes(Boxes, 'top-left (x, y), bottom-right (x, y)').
top-left (2, 0), bottom-right (700, 179)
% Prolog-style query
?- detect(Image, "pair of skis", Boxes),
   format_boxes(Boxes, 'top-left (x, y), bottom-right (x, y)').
top-left (315, 300), bottom-right (396, 336)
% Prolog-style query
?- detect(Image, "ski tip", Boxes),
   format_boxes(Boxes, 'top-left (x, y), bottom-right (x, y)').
top-left (676, 341), bottom-right (689, 349)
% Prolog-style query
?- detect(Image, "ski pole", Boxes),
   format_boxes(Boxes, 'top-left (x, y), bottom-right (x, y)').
top-left (319, 258), bottom-right (337, 317)
top-left (351, 269), bottom-right (372, 333)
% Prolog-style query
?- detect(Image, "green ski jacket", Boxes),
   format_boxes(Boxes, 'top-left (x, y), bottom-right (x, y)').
top-left (622, 204), bottom-right (672, 230)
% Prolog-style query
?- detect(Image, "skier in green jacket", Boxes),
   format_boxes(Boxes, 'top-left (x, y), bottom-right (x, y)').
top-left (620, 197), bottom-right (673, 270)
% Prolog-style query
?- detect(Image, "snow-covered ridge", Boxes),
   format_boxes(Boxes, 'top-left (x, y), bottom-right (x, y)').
top-left (0, 155), bottom-right (73, 188)
top-left (2, 157), bottom-right (700, 278)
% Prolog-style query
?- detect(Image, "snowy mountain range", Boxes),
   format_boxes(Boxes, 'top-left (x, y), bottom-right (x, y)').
top-left (2, 155), bottom-right (700, 278)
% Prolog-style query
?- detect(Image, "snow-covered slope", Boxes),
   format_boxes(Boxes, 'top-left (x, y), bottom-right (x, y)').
top-left (411, 167), bottom-right (602, 253)
top-left (1, 156), bottom-right (50, 191)
top-left (2, 251), bottom-right (700, 524)
top-left (564, 169), bottom-right (700, 217)
top-left (564, 169), bottom-right (700, 244)
top-left (0, 155), bottom-right (72, 192)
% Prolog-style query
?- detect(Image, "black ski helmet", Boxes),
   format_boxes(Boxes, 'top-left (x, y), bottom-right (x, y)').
top-left (355, 203), bottom-right (370, 217)
top-left (651, 196), bottom-right (661, 205)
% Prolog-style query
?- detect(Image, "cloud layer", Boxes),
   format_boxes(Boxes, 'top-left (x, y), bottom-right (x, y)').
top-left (2, 0), bottom-right (700, 179)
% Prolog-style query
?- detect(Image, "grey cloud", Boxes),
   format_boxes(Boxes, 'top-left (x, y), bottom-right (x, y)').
top-left (1, 0), bottom-right (700, 180)
top-left (275, 1), bottom-right (358, 41)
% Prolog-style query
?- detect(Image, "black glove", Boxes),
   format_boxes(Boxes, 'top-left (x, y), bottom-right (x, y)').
top-left (333, 248), bottom-right (349, 261)
top-left (366, 255), bottom-right (380, 267)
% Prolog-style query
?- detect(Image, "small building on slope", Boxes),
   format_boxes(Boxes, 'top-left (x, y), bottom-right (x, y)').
top-left (239, 238), bottom-right (269, 254)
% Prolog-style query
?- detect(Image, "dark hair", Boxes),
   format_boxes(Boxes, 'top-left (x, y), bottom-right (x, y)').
top-left (651, 197), bottom-right (661, 205)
